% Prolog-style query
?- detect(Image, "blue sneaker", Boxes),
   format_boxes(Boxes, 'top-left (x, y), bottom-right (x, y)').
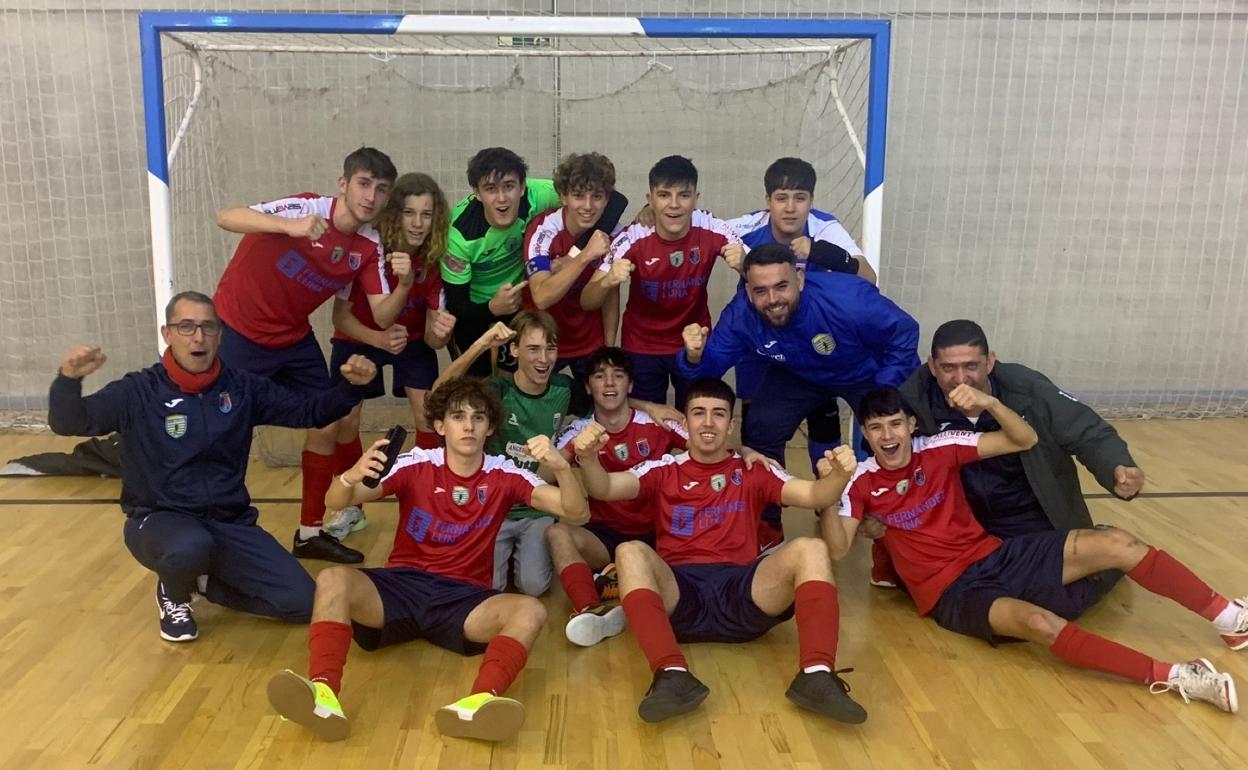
top-left (157, 581), bottom-right (198, 642)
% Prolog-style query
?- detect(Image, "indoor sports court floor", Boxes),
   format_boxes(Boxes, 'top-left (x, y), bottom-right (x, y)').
top-left (0, 418), bottom-right (1245, 769)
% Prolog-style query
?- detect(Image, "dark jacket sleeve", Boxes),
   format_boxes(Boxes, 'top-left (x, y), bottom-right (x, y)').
top-left (675, 294), bottom-right (750, 380)
top-left (48, 373), bottom-right (130, 437)
top-left (805, 240), bottom-right (858, 274)
top-left (249, 374), bottom-right (365, 430)
top-left (1022, 368), bottom-right (1136, 495)
top-left (853, 286), bottom-right (921, 387)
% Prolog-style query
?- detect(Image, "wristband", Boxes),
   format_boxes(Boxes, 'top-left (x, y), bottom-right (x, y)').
top-left (338, 474), bottom-right (354, 488)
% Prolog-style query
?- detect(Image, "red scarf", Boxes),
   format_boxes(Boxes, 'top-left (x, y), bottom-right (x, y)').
top-left (161, 348), bottom-right (222, 394)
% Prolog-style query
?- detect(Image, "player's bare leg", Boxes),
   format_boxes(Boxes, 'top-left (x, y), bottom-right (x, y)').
top-left (267, 566), bottom-right (385, 740)
top-left (547, 523), bottom-right (625, 646)
top-left (433, 594), bottom-right (547, 742)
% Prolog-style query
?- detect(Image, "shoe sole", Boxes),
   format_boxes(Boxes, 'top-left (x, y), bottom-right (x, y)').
top-left (637, 683), bottom-right (710, 723)
top-left (784, 684), bottom-right (868, 724)
top-left (160, 628), bottom-right (198, 642)
top-left (435, 697), bottom-right (525, 741)
top-left (869, 579), bottom-right (898, 589)
top-left (1195, 657), bottom-right (1239, 714)
top-left (565, 606), bottom-right (627, 647)
top-left (291, 540), bottom-right (365, 564)
top-left (1222, 635), bottom-right (1248, 651)
top-left (267, 671), bottom-right (350, 742)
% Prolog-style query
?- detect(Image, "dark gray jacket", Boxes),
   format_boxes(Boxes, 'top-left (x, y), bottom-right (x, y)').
top-left (899, 362), bottom-right (1137, 531)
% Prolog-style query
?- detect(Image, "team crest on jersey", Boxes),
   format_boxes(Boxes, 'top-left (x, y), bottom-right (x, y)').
top-left (635, 438), bottom-right (651, 458)
top-left (613, 443), bottom-right (630, 462)
top-left (476, 484), bottom-right (488, 504)
top-left (348, 251), bottom-right (362, 270)
top-left (669, 250), bottom-right (684, 268)
top-left (164, 414), bottom-right (187, 439)
top-left (689, 246), bottom-right (701, 265)
top-left (914, 468), bottom-right (926, 486)
top-left (218, 392), bottom-right (233, 414)
top-left (731, 468), bottom-right (743, 486)
top-left (810, 333), bottom-right (837, 355)
top-left (443, 254), bottom-right (467, 273)
top-left (330, 246), bottom-right (344, 264)
top-left (711, 474), bottom-right (727, 492)
top-left (895, 479), bottom-right (910, 495)
top-left (452, 486), bottom-right (470, 505)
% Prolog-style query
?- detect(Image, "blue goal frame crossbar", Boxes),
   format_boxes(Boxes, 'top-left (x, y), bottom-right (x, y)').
top-left (139, 12), bottom-right (890, 349)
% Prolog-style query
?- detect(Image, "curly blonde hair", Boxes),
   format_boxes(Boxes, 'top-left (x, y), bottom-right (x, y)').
top-left (376, 172), bottom-right (450, 270)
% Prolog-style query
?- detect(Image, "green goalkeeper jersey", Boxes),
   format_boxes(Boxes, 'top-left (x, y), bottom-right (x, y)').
top-left (487, 372), bottom-right (573, 520)
top-left (442, 179), bottom-right (560, 304)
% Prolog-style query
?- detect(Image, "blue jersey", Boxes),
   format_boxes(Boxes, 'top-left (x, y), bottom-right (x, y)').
top-left (727, 208), bottom-right (862, 274)
top-left (49, 364), bottom-right (362, 521)
top-left (676, 271), bottom-right (920, 389)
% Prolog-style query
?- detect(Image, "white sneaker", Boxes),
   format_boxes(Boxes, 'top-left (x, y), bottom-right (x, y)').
top-left (565, 604), bottom-right (627, 647)
top-left (1150, 658), bottom-right (1238, 713)
top-left (1217, 597), bottom-right (1248, 650)
top-left (323, 506), bottom-right (364, 540)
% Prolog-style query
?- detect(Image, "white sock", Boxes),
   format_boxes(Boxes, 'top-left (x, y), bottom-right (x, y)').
top-left (299, 525), bottom-right (323, 540)
top-left (662, 666), bottom-right (688, 673)
top-left (1213, 600), bottom-right (1242, 632)
top-left (803, 664), bottom-right (832, 674)
top-left (1167, 663), bottom-right (1182, 681)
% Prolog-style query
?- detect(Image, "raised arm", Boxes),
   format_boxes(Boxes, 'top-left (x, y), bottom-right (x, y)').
top-left (254, 355), bottom-right (378, 429)
top-left (365, 252), bottom-right (415, 328)
top-left (948, 384), bottom-right (1038, 459)
top-left (431, 322), bottom-right (514, 392)
top-left (675, 297), bottom-right (751, 381)
top-left (526, 435), bottom-right (590, 525)
top-left (1034, 374), bottom-right (1142, 499)
top-left (779, 445), bottom-right (856, 510)
top-left (530, 231), bottom-right (611, 310)
top-left (813, 451), bottom-right (863, 560)
top-left (48, 346), bottom-right (127, 437)
top-left (216, 202), bottom-right (324, 239)
top-left (325, 437), bottom-right (391, 510)
top-left (571, 421), bottom-right (642, 502)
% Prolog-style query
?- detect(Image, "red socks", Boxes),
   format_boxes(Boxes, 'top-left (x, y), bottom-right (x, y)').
top-left (333, 437), bottom-right (363, 475)
top-left (1049, 622), bottom-right (1165, 683)
top-left (1128, 547), bottom-right (1228, 620)
top-left (308, 620), bottom-right (354, 694)
top-left (300, 450), bottom-right (337, 528)
top-left (470, 635), bottom-right (528, 696)
top-left (560, 563), bottom-right (601, 613)
top-left (621, 588), bottom-right (687, 672)
top-left (794, 580), bottom-right (840, 669)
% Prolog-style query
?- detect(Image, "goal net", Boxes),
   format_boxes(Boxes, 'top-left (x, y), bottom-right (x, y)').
top-left (141, 13), bottom-right (888, 461)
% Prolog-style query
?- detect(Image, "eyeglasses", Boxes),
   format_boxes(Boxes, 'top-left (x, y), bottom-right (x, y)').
top-left (169, 320), bottom-right (221, 337)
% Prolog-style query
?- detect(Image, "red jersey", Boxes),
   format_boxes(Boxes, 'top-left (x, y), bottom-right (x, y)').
top-left (523, 208), bottom-right (621, 359)
top-left (630, 452), bottom-right (790, 566)
top-left (596, 210), bottom-right (742, 355)
top-left (379, 448), bottom-right (543, 587)
top-left (333, 261), bottom-right (443, 343)
top-left (214, 194), bottom-right (388, 348)
top-left (555, 410), bottom-right (688, 535)
top-left (839, 432), bottom-right (1002, 615)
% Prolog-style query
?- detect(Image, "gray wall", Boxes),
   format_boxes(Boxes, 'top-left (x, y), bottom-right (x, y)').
top-left (2, 2), bottom-right (1245, 419)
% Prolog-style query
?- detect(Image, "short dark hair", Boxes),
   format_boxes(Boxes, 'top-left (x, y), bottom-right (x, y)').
top-left (764, 157), bottom-right (817, 196)
top-left (342, 147), bottom-right (397, 183)
top-left (164, 291), bottom-right (215, 323)
top-left (742, 243), bottom-right (797, 273)
top-left (857, 387), bottom-right (914, 426)
top-left (425, 377), bottom-right (503, 434)
top-left (553, 152), bottom-right (616, 196)
top-left (648, 155), bottom-right (698, 191)
top-left (685, 378), bottom-right (735, 414)
top-left (930, 319), bottom-right (990, 357)
top-left (467, 147), bottom-right (527, 189)
top-left (584, 346), bottom-right (634, 380)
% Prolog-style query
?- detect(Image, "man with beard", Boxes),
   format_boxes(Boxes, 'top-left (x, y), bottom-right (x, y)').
top-left (676, 243), bottom-right (919, 539)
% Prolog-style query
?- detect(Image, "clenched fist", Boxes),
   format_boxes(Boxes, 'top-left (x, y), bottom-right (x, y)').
top-left (59, 345), bottom-right (107, 379)
top-left (387, 251), bottom-right (414, 283)
top-left (1113, 464), bottom-right (1145, 499)
top-left (429, 309), bottom-right (456, 341)
top-left (815, 445), bottom-right (857, 478)
top-left (488, 281), bottom-right (527, 316)
top-left (790, 236), bottom-right (812, 261)
top-left (476, 321), bottom-right (517, 351)
top-left (527, 435), bottom-right (570, 471)
top-left (343, 437), bottom-right (390, 485)
top-left (376, 324), bottom-right (408, 355)
top-left (946, 383), bottom-right (996, 413)
top-left (571, 420), bottom-right (609, 458)
top-left (339, 354), bottom-right (378, 386)
top-left (720, 243), bottom-right (745, 272)
top-left (285, 214), bottom-right (327, 242)
top-left (582, 230), bottom-right (611, 261)
top-left (604, 256), bottom-right (634, 288)
top-left (682, 323), bottom-right (710, 364)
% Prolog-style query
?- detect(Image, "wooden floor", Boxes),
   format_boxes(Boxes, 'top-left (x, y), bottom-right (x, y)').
top-left (1, 419), bottom-right (1246, 769)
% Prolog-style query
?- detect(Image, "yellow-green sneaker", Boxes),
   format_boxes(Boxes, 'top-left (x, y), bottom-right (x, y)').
top-left (267, 669), bottom-right (350, 742)
top-left (434, 692), bottom-right (525, 741)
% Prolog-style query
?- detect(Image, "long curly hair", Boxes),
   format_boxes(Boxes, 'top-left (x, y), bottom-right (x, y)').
top-left (376, 172), bottom-right (450, 271)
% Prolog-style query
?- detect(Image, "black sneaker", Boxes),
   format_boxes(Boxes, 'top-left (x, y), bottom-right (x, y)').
top-left (593, 563), bottom-right (619, 602)
top-left (157, 581), bottom-right (198, 642)
top-left (637, 669), bottom-right (709, 723)
top-left (292, 531), bottom-right (364, 564)
top-left (784, 668), bottom-right (867, 724)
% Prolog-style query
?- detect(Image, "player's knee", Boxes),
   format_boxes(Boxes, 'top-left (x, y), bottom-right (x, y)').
top-left (314, 565), bottom-right (353, 597)
top-left (615, 540), bottom-right (652, 572)
top-left (545, 522), bottom-right (571, 547)
top-left (788, 536), bottom-right (830, 564)
top-left (508, 596), bottom-right (547, 639)
top-left (1025, 610), bottom-right (1065, 645)
top-left (152, 534), bottom-right (212, 574)
top-left (1094, 526), bottom-right (1148, 560)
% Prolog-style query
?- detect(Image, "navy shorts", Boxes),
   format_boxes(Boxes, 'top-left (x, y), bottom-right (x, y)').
top-left (556, 354), bottom-right (593, 416)
top-left (329, 337), bottom-right (438, 399)
top-left (931, 530), bottom-right (1112, 644)
top-left (669, 559), bottom-right (794, 644)
top-left (219, 322), bottom-right (330, 395)
top-left (582, 521), bottom-right (653, 561)
top-left (628, 352), bottom-right (690, 409)
top-left (352, 567), bottom-right (498, 656)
